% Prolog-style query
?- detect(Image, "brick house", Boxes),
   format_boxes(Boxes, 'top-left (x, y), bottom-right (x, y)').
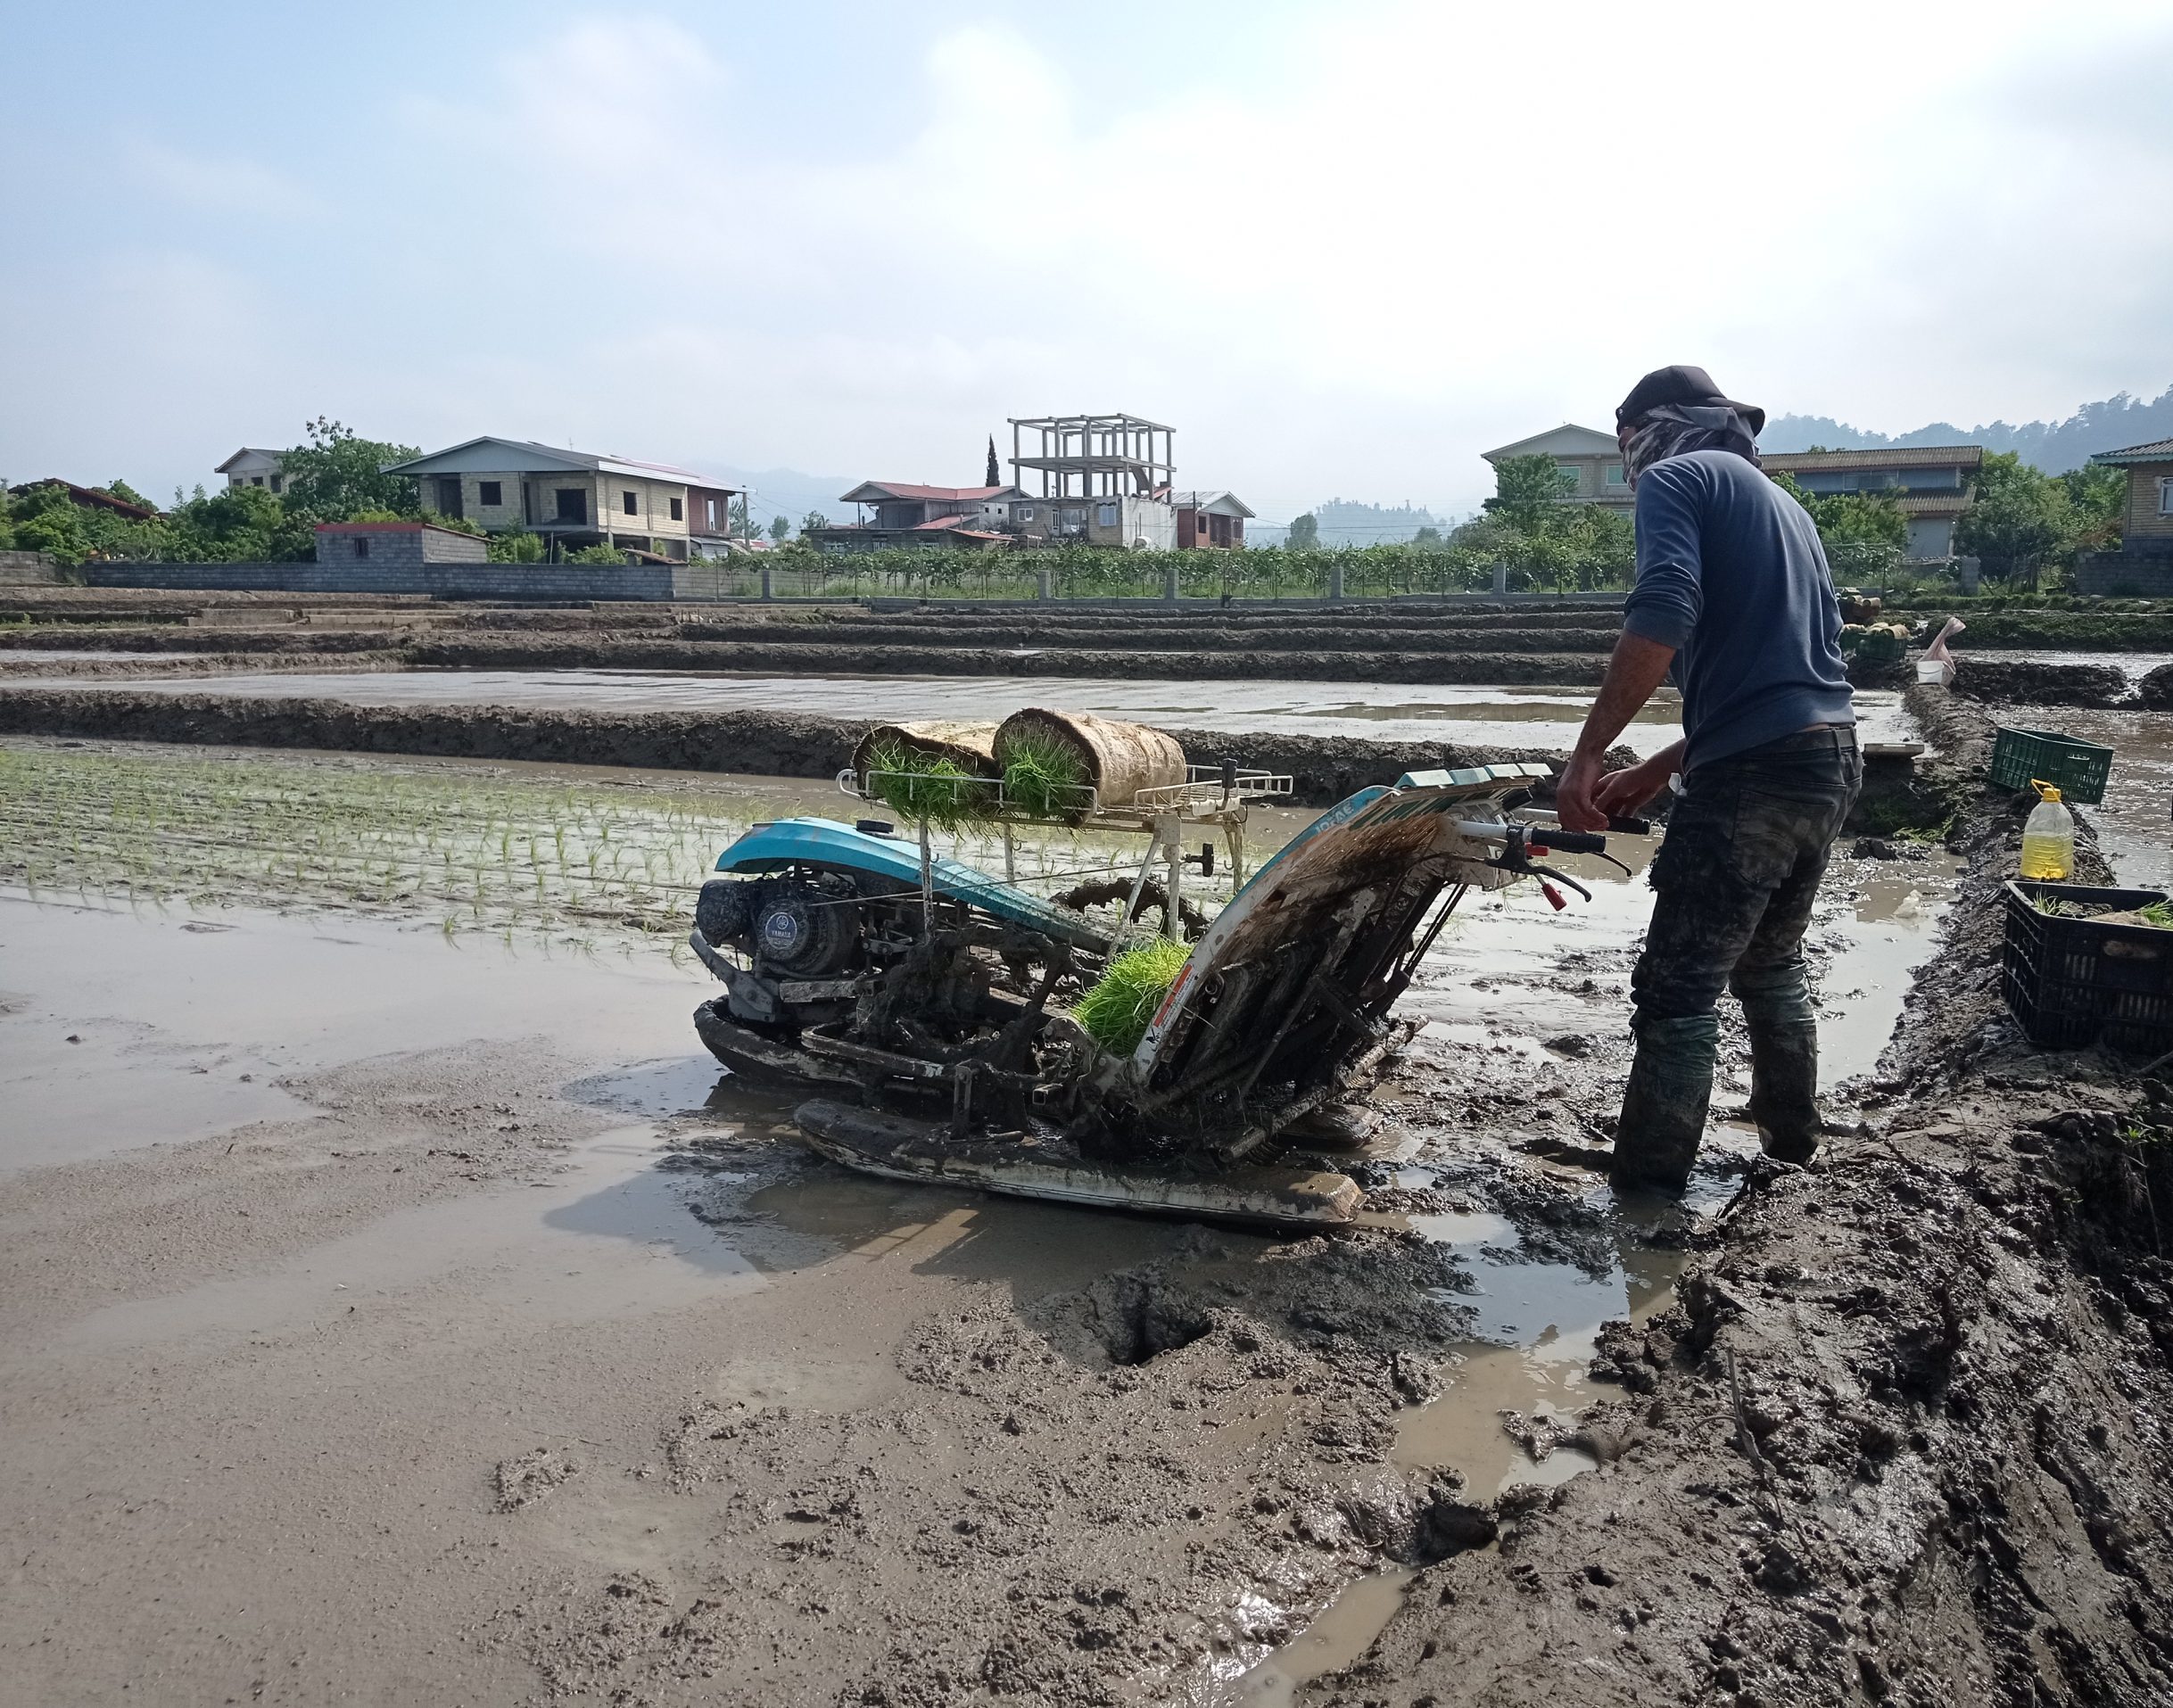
top-left (382, 437), bottom-right (740, 561)
top-left (2076, 437), bottom-right (2173, 593)
top-left (1171, 491), bottom-right (1253, 549)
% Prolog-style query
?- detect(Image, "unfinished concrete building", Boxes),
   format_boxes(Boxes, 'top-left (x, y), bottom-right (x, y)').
top-left (1007, 412), bottom-right (1177, 549)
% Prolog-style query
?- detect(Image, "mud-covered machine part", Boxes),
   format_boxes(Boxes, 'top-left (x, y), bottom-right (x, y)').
top-left (684, 765), bottom-right (1588, 1226)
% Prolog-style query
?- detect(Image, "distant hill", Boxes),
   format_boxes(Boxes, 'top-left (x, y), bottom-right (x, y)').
top-left (1249, 497), bottom-right (1447, 548)
top-left (1761, 384), bottom-right (2173, 474)
top-left (708, 465), bottom-right (858, 531)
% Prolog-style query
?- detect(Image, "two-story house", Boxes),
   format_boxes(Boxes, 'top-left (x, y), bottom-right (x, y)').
top-left (382, 437), bottom-right (740, 561)
top-left (215, 448), bottom-right (289, 495)
top-left (1760, 445), bottom-right (1983, 560)
top-left (1481, 425), bottom-right (1633, 514)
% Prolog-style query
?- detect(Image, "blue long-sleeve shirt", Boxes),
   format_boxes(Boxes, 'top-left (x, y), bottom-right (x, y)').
top-left (1621, 450), bottom-right (1854, 771)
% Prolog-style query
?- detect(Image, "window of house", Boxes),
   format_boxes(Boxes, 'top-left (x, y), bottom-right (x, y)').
top-left (555, 489), bottom-right (587, 524)
top-left (1603, 463), bottom-right (1625, 488)
top-left (706, 498), bottom-right (718, 530)
top-left (1018, 506), bottom-right (1035, 521)
top-left (1555, 464), bottom-right (1580, 493)
top-left (251, 475), bottom-right (264, 487)
top-left (1096, 502), bottom-right (1118, 526)
top-left (352, 537), bottom-right (369, 559)
top-left (1198, 514), bottom-right (1210, 533)
top-left (2160, 476), bottom-right (2173, 516)
top-left (623, 491), bottom-right (639, 516)
top-left (669, 497), bottom-right (683, 521)
top-left (269, 474), bottom-right (284, 494)
top-left (478, 481), bottom-right (502, 507)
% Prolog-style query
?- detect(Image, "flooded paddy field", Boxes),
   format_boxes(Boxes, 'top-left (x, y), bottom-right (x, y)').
top-left (0, 731), bottom-right (1972, 1704)
top-left (0, 664), bottom-right (1918, 760)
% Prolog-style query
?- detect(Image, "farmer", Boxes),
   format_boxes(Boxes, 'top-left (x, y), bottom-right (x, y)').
top-left (1555, 365), bottom-right (1858, 1194)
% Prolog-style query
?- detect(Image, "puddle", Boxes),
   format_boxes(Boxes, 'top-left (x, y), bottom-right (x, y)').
top-left (0, 897), bottom-right (714, 1174)
top-left (1215, 1568), bottom-right (1418, 1706)
top-left (1996, 704), bottom-right (2170, 892)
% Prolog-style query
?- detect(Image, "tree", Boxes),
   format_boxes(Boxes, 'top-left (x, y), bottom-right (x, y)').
top-left (487, 529), bottom-right (546, 563)
top-left (728, 494), bottom-right (753, 539)
top-left (1286, 513), bottom-right (1319, 549)
top-left (167, 483), bottom-right (315, 561)
top-left (103, 479), bottom-right (159, 512)
top-left (769, 515), bottom-right (789, 542)
top-left (279, 417), bottom-right (422, 520)
top-left (1411, 524), bottom-right (1442, 546)
top-left (1955, 452), bottom-right (2072, 589)
top-left (801, 510), bottom-right (830, 537)
top-left (2056, 462), bottom-right (2127, 555)
top-left (1483, 454), bottom-right (1574, 533)
top-left (1767, 471), bottom-right (1907, 579)
top-left (986, 435), bottom-right (1001, 488)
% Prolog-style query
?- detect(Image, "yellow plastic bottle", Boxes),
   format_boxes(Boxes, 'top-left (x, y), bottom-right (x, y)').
top-left (2019, 780), bottom-right (2075, 881)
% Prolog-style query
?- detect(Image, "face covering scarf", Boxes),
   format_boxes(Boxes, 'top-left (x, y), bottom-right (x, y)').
top-left (1623, 404), bottom-right (1762, 488)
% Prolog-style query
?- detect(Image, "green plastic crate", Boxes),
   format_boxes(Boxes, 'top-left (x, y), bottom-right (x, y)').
top-left (1987, 726), bottom-right (2112, 805)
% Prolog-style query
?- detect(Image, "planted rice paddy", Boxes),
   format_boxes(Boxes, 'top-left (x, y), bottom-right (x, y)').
top-left (0, 739), bottom-right (1260, 947)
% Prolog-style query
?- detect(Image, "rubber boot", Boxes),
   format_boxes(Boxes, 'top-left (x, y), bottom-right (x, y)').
top-left (1735, 967), bottom-right (1822, 1165)
top-left (1610, 1011), bottom-right (1719, 1195)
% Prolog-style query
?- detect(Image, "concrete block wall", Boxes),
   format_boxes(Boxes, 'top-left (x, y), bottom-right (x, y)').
top-left (2076, 549), bottom-right (2173, 597)
top-left (0, 549), bottom-right (61, 585)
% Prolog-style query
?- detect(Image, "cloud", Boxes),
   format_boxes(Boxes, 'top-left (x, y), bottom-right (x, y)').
top-left (128, 140), bottom-right (317, 217)
top-left (25, 4), bottom-right (2172, 516)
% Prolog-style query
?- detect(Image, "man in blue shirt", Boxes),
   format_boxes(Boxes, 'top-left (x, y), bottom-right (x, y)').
top-left (1557, 366), bottom-right (1859, 1194)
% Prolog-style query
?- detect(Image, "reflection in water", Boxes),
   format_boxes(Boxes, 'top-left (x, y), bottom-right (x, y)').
top-left (1998, 704), bottom-right (2170, 892)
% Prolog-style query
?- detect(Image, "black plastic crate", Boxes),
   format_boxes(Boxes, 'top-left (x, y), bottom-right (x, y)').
top-left (2003, 879), bottom-right (2173, 1053)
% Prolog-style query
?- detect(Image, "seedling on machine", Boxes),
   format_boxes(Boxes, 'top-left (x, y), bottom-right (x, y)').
top-left (684, 710), bottom-right (1621, 1230)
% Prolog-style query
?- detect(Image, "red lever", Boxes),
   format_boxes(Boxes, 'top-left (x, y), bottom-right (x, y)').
top-left (1540, 879), bottom-right (1567, 911)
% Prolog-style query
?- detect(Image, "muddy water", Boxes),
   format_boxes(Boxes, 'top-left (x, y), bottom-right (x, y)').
top-left (0, 897), bottom-right (717, 1174)
top-left (4, 664), bottom-right (1915, 759)
top-left (1995, 704), bottom-right (2170, 891)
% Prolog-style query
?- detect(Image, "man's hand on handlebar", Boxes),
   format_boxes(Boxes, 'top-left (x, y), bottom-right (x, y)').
top-left (1554, 752), bottom-right (1608, 833)
top-left (1594, 755), bottom-right (1674, 821)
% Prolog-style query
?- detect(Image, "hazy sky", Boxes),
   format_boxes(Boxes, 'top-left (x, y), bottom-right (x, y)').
top-left (4, 1), bottom-right (2169, 521)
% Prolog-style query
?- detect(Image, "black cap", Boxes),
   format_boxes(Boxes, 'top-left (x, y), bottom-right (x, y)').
top-left (1615, 366), bottom-right (1764, 436)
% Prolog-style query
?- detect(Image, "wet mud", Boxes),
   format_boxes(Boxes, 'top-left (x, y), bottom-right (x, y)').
top-left (1291, 690), bottom-right (2173, 1708)
top-left (5, 677), bottom-right (2164, 1704)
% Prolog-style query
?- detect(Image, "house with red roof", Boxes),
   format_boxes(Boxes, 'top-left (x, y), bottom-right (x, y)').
top-left (813, 480), bottom-right (1036, 550)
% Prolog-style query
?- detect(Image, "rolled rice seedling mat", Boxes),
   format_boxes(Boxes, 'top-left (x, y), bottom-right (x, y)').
top-left (850, 720), bottom-right (1000, 790)
top-left (994, 708), bottom-right (1186, 816)
top-left (859, 738), bottom-right (990, 833)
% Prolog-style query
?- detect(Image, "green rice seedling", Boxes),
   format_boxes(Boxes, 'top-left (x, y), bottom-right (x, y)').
top-left (863, 738), bottom-right (988, 832)
top-left (998, 727), bottom-right (1088, 821)
top-left (1071, 937), bottom-right (1192, 1057)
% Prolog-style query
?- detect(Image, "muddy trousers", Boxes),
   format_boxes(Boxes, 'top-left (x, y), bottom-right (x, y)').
top-left (1612, 728), bottom-right (1862, 1193)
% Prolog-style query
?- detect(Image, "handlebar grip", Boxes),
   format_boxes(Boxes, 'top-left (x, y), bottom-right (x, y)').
top-left (1607, 815), bottom-right (1653, 837)
top-left (1538, 829), bottom-right (1609, 854)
